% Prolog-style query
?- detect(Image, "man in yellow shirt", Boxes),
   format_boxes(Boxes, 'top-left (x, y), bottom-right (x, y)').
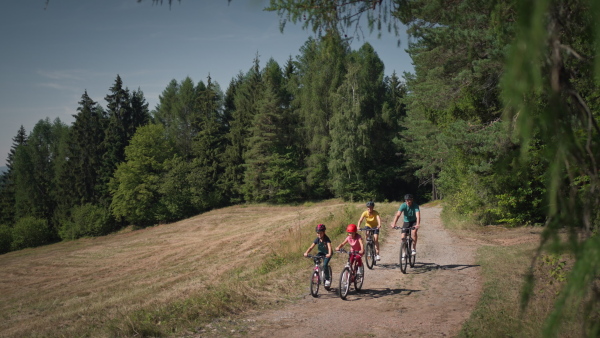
top-left (357, 201), bottom-right (382, 260)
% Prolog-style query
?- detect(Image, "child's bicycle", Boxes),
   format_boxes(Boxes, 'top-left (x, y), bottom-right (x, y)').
top-left (336, 249), bottom-right (364, 300)
top-left (305, 254), bottom-right (332, 297)
top-left (359, 227), bottom-right (377, 269)
top-left (393, 226), bottom-right (416, 273)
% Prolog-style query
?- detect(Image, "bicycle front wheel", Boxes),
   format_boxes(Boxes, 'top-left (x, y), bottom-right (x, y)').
top-left (310, 271), bottom-right (320, 297)
top-left (410, 245), bottom-right (416, 268)
top-left (366, 243), bottom-right (375, 269)
top-left (400, 241), bottom-right (409, 274)
top-left (339, 267), bottom-right (351, 300)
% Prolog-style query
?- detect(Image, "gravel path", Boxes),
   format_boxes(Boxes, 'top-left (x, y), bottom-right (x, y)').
top-left (244, 206), bottom-right (482, 337)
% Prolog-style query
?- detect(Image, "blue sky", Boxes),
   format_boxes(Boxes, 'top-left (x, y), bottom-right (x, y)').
top-left (0, 0), bottom-right (413, 167)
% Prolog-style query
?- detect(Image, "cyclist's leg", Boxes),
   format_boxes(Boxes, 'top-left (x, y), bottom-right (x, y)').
top-left (373, 230), bottom-right (380, 254)
top-left (323, 256), bottom-right (331, 280)
top-left (412, 228), bottom-right (418, 250)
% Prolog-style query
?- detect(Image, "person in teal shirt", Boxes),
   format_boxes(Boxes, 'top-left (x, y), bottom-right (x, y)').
top-left (390, 194), bottom-right (421, 256)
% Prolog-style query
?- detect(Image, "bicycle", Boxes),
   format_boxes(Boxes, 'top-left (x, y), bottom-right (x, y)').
top-left (306, 254), bottom-right (332, 297)
top-left (359, 227), bottom-right (377, 269)
top-left (336, 249), bottom-right (364, 300)
top-left (393, 226), bottom-right (416, 273)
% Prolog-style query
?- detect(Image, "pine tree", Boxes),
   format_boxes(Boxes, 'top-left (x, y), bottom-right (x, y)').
top-left (221, 56), bottom-right (263, 203)
top-left (69, 91), bottom-right (107, 204)
top-left (294, 33), bottom-right (348, 198)
top-left (0, 126), bottom-right (28, 226)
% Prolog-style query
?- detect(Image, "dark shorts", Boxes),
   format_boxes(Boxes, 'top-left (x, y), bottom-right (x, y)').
top-left (366, 227), bottom-right (380, 235)
top-left (402, 221), bottom-right (417, 234)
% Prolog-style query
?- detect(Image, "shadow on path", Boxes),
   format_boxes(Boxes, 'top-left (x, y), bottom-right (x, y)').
top-left (375, 262), bottom-right (480, 274)
top-left (343, 287), bottom-right (422, 301)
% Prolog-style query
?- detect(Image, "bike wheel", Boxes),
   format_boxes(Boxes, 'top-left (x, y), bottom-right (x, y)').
top-left (354, 265), bottom-right (364, 291)
top-left (324, 265), bottom-right (333, 291)
top-left (366, 243), bottom-right (375, 269)
top-left (400, 241), bottom-right (409, 274)
top-left (310, 271), bottom-right (320, 297)
top-left (339, 267), bottom-right (351, 300)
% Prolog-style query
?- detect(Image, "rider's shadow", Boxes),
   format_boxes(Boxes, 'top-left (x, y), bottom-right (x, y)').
top-left (346, 287), bottom-right (422, 301)
top-left (375, 262), bottom-right (480, 274)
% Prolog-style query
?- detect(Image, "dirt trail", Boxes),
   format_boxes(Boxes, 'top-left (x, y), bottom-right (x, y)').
top-left (244, 206), bottom-right (482, 337)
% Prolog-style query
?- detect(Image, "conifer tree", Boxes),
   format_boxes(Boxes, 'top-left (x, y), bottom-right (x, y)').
top-left (222, 56), bottom-right (263, 203)
top-left (0, 126), bottom-right (28, 226)
top-left (68, 91), bottom-right (107, 204)
top-left (293, 33), bottom-right (348, 198)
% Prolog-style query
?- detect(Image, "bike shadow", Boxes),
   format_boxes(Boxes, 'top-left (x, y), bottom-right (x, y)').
top-left (343, 287), bottom-right (422, 301)
top-left (375, 262), bottom-right (480, 274)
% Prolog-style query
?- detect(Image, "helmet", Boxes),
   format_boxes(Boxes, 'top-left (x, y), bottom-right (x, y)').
top-left (366, 201), bottom-right (375, 207)
top-left (404, 194), bottom-right (414, 201)
top-left (315, 224), bottom-right (326, 232)
top-left (346, 224), bottom-right (357, 233)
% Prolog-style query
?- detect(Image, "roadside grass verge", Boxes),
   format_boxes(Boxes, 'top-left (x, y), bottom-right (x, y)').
top-left (457, 228), bottom-right (590, 337)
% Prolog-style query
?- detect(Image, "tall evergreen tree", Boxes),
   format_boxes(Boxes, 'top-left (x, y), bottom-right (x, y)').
top-left (13, 118), bottom-right (69, 237)
top-left (293, 33), bottom-right (348, 198)
top-left (68, 91), bottom-right (107, 204)
top-left (0, 126), bottom-right (28, 226)
top-left (222, 56), bottom-right (264, 203)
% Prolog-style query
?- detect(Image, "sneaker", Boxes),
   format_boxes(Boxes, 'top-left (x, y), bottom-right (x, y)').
top-left (324, 279), bottom-right (331, 287)
top-left (358, 266), bottom-right (364, 276)
top-left (412, 249), bottom-right (417, 255)
top-left (401, 253), bottom-right (406, 261)
top-left (375, 255), bottom-right (381, 261)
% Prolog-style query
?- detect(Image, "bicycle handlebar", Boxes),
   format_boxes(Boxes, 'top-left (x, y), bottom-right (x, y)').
top-left (359, 227), bottom-right (378, 232)
top-left (393, 226), bottom-right (416, 230)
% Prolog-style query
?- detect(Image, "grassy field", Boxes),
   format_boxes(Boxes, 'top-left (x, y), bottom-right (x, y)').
top-left (0, 200), bottom-right (399, 337)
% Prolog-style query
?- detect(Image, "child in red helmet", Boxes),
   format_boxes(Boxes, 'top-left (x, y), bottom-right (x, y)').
top-left (335, 224), bottom-right (365, 276)
top-left (304, 223), bottom-right (333, 286)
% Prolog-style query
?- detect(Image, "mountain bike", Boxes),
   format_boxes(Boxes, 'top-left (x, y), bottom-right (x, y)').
top-left (306, 254), bottom-right (332, 297)
top-left (360, 227), bottom-right (377, 269)
top-left (336, 249), bottom-right (364, 300)
top-left (393, 226), bottom-right (416, 273)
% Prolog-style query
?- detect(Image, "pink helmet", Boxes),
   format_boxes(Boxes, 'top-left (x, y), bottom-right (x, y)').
top-left (315, 224), bottom-right (326, 232)
top-left (346, 224), bottom-right (357, 233)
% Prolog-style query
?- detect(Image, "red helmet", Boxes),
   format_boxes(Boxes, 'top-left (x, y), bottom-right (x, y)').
top-left (346, 224), bottom-right (357, 233)
top-left (315, 224), bottom-right (326, 232)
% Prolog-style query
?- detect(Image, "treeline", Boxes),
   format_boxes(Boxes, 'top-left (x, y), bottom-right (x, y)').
top-left (0, 35), bottom-right (419, 253)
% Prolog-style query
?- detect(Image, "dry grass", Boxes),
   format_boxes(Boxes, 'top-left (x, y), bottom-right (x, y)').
top-left (0, 199), bottom-right (401, 337)
top-left (455, 223), bottom-right (591, 337)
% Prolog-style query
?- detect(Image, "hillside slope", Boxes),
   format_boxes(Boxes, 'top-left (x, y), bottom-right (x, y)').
top-left (0, 200), bottom-right (350, 337)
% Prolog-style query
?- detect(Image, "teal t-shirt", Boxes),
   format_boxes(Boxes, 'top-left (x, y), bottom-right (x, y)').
top-left (399, 203), bottom-right (420, 222)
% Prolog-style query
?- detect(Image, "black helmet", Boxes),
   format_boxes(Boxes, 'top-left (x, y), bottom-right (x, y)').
top-left (315, 224), bottom-right (326, 232)
top-left (366, 201), bottom-right (375, 207)
top-left (404, 194), bottom-right (414, 201)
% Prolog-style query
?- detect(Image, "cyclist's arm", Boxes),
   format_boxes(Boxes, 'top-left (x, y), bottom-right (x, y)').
top-left (376, 214), bottom-right (382, 229)
top-left (358, 237), bottom-right (365, 255)
top-left (391, 211), bottom-right (402, 228)
top-left (335, 238), bottom-right (348, 251)
top-left (304, 243), bottom-right (316, 257)
top-left (357, 215), bottom-right (365, 228)
top-left (415, 211), bottom-right (421, 229)
top-left (326, 242), bottom-right (333, 258)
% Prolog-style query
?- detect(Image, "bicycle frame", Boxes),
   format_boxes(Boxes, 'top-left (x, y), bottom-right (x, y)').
top-left (360, 227), bottom-right (377, 269)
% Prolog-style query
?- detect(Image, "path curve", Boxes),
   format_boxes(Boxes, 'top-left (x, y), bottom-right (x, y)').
top-left (244, 206), bottom-right (482, 337)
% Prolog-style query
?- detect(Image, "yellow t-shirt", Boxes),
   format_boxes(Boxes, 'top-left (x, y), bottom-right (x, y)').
top-left (361, 210), bottom-right (380, 228)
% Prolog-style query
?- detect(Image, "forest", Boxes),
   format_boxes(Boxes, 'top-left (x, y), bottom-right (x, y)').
top-left (0, 0), bottom-right (599, 332)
